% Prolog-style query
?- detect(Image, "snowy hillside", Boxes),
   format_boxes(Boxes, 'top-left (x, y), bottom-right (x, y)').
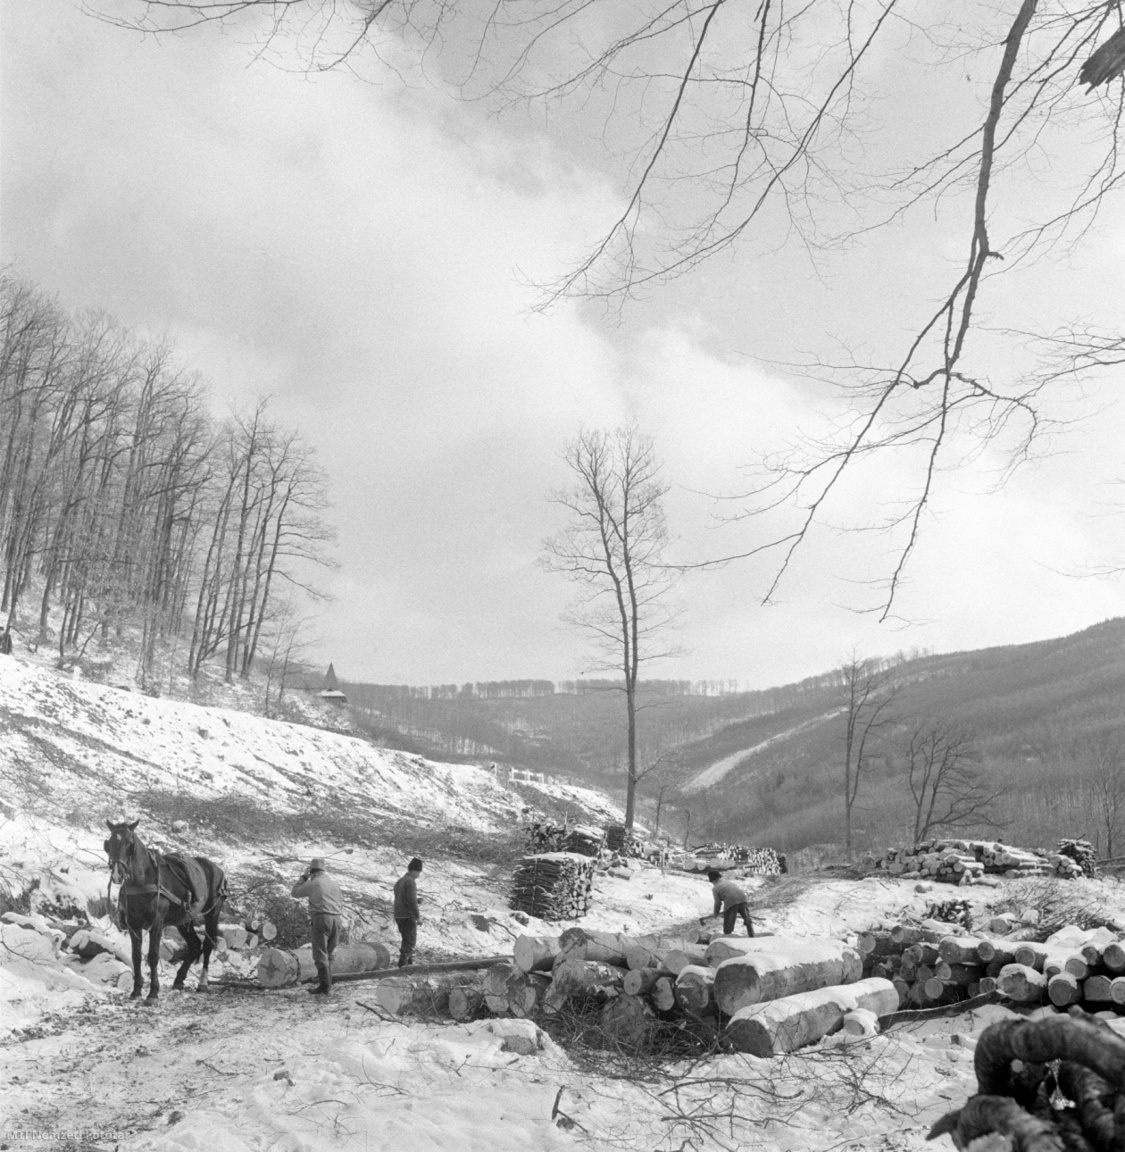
top-left (6, 654), bottom-right (1125, 1152)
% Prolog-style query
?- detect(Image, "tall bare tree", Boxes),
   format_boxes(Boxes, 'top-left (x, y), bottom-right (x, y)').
top-left (101, 2), bottom-right (1125, 606)
top-left (541, 426), bottom-right (679, 830)
top-left (901, 718), bottom-right (1005, 843)
top-left (1079, 732), bottom-right (1125, 858)
top-left (841, 654), bottom-right (897, 858)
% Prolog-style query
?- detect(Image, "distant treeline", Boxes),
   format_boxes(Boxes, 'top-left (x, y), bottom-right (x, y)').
top-left (343, 675), bottom-right (857, 702)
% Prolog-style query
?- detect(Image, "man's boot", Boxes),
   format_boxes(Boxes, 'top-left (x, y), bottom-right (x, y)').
top-left (309, 963), bottom-right (329, 994)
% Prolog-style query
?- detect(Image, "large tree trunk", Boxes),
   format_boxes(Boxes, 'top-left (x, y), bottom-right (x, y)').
top-left (556, 928), bottom-right (632, 967)
top-left (712, 939), bottom-right (863, 1015)
top-left (663, 944), bottom-right (710, 975)
top-left (725, 978), bottom-right (899, 1056)
top-left (623, 935), bottom-right (698, 971)
top-left (256, 942), bottom-right (390, 988)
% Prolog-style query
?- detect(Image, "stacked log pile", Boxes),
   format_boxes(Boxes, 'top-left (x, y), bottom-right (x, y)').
top-left (857, 922), bottom-right (1125, 1015)
top-left (564, 826), bottom-right (605, 857)
top-left (508, 853), bottom-right (595, 920)
top-left (385, 927), bottom-right (886, 1057)
top-left (675, 844), bottom-right (786, 875)
top-left (868, 837), bottom-right (1093, 883)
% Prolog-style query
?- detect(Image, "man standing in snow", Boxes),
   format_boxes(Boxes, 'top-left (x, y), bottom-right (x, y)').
top-left (393, 857), bottom-right (423, 967)
top-left (291, 858), bottom-right (343, 995)
top-left (701, 869), bottom-right (755, 937)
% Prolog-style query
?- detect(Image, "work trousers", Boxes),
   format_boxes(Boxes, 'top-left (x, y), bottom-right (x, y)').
top-left (723, 902), bottom-right (755, 937)
top-left (396, 917), bottom-right (417, 967)
top-left (311, 913), bottom-right (341, 967)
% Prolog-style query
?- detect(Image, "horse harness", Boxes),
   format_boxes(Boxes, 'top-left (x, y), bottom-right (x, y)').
top-left (112, 848), bottom-right (222, 928)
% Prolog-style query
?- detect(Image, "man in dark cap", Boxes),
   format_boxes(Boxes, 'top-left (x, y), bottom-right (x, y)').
top-left (291, 857), bottom-right (344, 995)
top-left (701, 868), bottom-right (755, 937)
top-left (393, 857), bottom-right (423, 967)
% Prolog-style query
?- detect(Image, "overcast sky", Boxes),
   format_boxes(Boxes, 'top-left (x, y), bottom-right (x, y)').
top-left (4, 2), bottom-right (1125, 688)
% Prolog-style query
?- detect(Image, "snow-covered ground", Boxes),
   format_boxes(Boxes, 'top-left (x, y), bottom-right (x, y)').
top-left (4, 653), bottom-right (1125, 1152)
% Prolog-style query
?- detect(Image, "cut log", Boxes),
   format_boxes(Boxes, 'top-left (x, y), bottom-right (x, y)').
top-left (1082, 974), bottom-right (1115, 1003)
top-left (543, 959), bottom-right (625, 1011)
top-left (599, 994), bottom-right (656, 1050)
top-left (712, 940), bottom-right (862, 1016)
top-left (651, 976), bottom-right (677, 1012)
top-left (704, 935), bottom-right (775, 966)
top-left (673, 965), bottom-right (715, 1017)
top-left (485, 962), bottom-right (517, 997)
top-left (996, 963), bottom-right (1048, 1004)
top-left (974, 940), bottom-right (1016, 965)
top-left (259, 921), bottom-right (277, 942)
top-left (448, 986), bottom-right (487, 1021)
top-left (256, 942), bottom-right (391, 987)
top-left (937, 936), bottom-right (984, 966)
top-left (484, 993), bottom-right (510, 1014)
top-left (623, 935), bottom-right (698, 971)
top-left (333, 957), bottom-right (509, 984)
top-left (557, 928), bottom-right (631, 967)
top-left (1046, 971), bottom-right (1082, 1007)
top-left (513, 935), bottom-right (560, 974)
top-left (623, 967), bottom-right (673, 997)
top-left (842, 1008), bottom-right (879, 1038)
top-left (374, 972), bottom-right (478, 1015)
top-left (222, 925), bottom-right (249, 950)
top-left (1102, 941), bottom-right (1125, 974)
top-left (725, 978), bottom-right (899, 1056)
top-left (506, 971), bottom-right (551, 1016)
top-left (663, 945), bottom-right (710, 975)
top-left (1062, 953), bottom-right (1090, 981)
top-left (1011, 942), bottom-right (1059, 972)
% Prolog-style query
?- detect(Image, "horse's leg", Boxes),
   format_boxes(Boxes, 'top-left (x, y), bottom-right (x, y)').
top-left (173, 921), bottom-right (200, 990)
top-left (145, 919), bottom-right (163, 1004)
top-left (129, 927), bottom-right (144, 1000)
top-left (195, 917), bottom-right (215, 992)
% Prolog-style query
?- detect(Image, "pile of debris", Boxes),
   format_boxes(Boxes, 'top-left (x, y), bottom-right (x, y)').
top-left (508, 853), bottom-right (596, 920)
top-left (866, 837), bottom-right (1091, 883)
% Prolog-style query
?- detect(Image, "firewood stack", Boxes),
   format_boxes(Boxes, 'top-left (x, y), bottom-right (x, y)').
top-left (604, 823), bottom-right (640, 856)
top-left (869, 837), bottom-right (1093, 883)
top-left (564, 825), bottom-right (605, 857)
top-left (508, 853), bottom-right (595, 920)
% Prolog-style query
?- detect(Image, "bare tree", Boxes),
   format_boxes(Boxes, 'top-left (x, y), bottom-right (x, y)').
top-left (97, 2), bottom-right (1125, 608)
top-left (902, 718), bottom-right (1005, 843)
top-left (541, 426), bottom-right (679, 830)
top-left (841, 655), bottom-right (897, 859)
top-left (1079, 732), bottom-right (1125, 858)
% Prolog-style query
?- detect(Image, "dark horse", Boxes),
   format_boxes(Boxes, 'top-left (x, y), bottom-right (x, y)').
top-left (104, 820), bottom-right (227, 1004)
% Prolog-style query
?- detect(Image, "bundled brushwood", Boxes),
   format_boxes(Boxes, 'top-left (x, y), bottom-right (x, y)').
top-left (712, 938), bottom-right (863, 1015)
top-left (524, 819), bottom-right (571, 854)
top-left (725, 977), bottom-right (899, 1056)
top-left (604, 823), bottom-right (640, 856)
top-left (257, 942), bottom-right (390, 987)
top-left (508, 853), bottom-right (595, 921)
